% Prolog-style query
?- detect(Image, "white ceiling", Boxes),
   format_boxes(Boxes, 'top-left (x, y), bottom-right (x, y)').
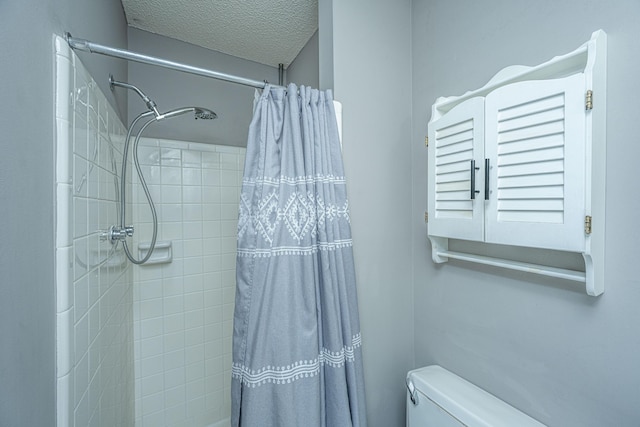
top-left (121, 0), bottom-right (318, 68)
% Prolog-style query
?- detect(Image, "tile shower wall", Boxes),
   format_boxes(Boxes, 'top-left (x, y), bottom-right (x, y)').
top-left (131, 137), bottom-right (245, 427)
top-left (55, 36), bottom-right (134, 427)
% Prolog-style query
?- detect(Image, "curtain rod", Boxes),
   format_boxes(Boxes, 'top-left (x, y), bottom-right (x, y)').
top-left (65, 33), bottom-right (283, 90)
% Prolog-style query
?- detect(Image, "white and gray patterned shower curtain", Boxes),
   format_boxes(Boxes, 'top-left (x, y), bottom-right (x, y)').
top-left (231, 84), bottom-right (367, 427)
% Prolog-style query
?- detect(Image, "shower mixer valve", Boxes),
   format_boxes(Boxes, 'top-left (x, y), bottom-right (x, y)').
top-left (101, 225), bottom-right (134, 244)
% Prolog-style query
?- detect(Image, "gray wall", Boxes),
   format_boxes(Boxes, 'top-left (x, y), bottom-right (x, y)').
top-left (411, 1), bottom-right (640, 425)
top-left (286, 31), bottom-right (320, 88)
top-left (127, 28), bottom-right (279, 147)
top-left (323, 1), bottom-right (415, 425)
top-left (0, 1), bottom-right (127, 425)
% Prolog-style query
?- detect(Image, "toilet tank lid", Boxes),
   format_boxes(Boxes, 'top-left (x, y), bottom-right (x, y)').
top-left (407, 366), bottom-right (546, 427)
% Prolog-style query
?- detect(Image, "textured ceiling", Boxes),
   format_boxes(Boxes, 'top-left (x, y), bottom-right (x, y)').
top-left (121, 0), bottom-right (318, 68)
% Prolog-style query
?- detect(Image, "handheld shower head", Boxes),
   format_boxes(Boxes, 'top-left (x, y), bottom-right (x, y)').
top-left (157, 107), bottom-right (217, 121)
top-left (194, 108), bottom-right (217, 120)
top-left (108, 77), bottom-right (217, 121)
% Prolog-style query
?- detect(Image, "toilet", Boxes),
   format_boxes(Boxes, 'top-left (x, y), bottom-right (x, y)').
top-left (406, 366), bottom-right (546, 426)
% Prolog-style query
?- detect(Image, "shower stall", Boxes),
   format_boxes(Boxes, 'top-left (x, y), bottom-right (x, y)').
top-left (55, 36), bottom-right (244, 427)
top-left (130, 137), bottom-right (244, 426)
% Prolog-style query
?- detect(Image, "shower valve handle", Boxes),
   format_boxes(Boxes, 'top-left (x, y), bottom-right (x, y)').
top-left (101, 225), bottom-right (135, 244)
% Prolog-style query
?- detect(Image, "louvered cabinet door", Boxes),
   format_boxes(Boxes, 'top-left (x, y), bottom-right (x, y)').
top-left (428, 97), bottom-right (485, 242)
top-left (484, 74), bottom-right (586, 251)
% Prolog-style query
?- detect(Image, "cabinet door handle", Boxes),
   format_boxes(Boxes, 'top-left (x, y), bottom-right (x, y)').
top-left (484, 158), bottom-right (490, 200)
top-left (470, 160), bottom-right (480, 199)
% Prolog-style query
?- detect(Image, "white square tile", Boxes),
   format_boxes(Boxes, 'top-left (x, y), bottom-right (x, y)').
top-left (162, 258), bottom-right (184, 279)
top-left (187, 399), bottom-right (207, 422)
top-left (204, 322), bottom-right (222, 343)
top-left (140, 317), bottom-right (163, 339)
top-left (184, 292), bottom-right (204, 311)
top-left (140, 335), bottom-right (163, 359)
top-left (141, 373), bottom-right (164, 397)
top-left (183, 204), bottom-right (203, 221)
top-left (164, 367), bottom-right (186, 389)
top-left (185, 361), bottom-right (204, 382)
top-left (73, 154), bottom-right (89, 198)
top-left (220, 170), bottom-right (236, 187)
top-left (161, 148), bottom-right (182, 166)
top-left (220, 270), bottom-right (236, 288)
top-left (205, 356), bottom-right (224, 378)
top-left (183, 150), bottom-right (201, 168)
top-left (220, 220), bottom-right (237, 237)
top-left (161, 204), bottom-right (183, 222)
top-left (74, 352), bottom-right (89, 406)
top-left (164, 385), bottom-right (186, 408)
top-left (140, 298), bottom-right (163, 320)
top-left (202, 187), bottom-right (221, 204)
top-left (220, 203), bottom-right (239, 221)
top-left (202, 255), bottom-right (221, 273)
top-left (220, 186), bottom-right (238, 204)
top-left (164, 331), bottom-right (185, 353)
top-left (183, 222), bottom-right (203, 240)
top-left (140, 354), bottom-right (164, 378)
top-left (185, 326), bottom-right (204, 347)
top-left (201, 152), bottom-right (220, 168)
top-left (73, 197), bottom-right (88, 239)
top-left (183, 256), bottom-right (203, 275)
top-left (164, 350), bottom-right (185, 371)
top-left (184, 274), bottom-right (203, 293)
top-left (223, 287), bottom-right (236, 305)
top-left (202, 203), bottom-right (222, 227)
top-left (202, 169), bottom-right (220, 185)
top-left (141, 165), bottom-right (161, 186)
top-left (163, 313), bottom-right (185, 334)
top-left (182, 168), bottom-right (202, 186)
top-left (204, 305), bottom-right (223, 325)
top-left (141, 391), bottom-right (165, 416)
top-left (202, 221), bottom-right (221, 239)
top-left (183, 186), bottom-right (202, 204)
top-left (164, 295), bottom-right (184, 316)
top-left (139, 280), bottom-right (163, 301)
top-left (203, 272), bottom-right (222, 291)
top-left (138, 145), bottom-right (161, 166)
top-left (142, 409), bottom-right (165, 427)
top-left (74, 384), bottom-right (90, 427)
top-left (87, 199), bottom-right (100, 236)
top-left (160, 166), bottom-right (182, 185)
top-left (203, 289), bottom-right (221, 307)
top-left (74, 313), bottom-right (89, 364)
top-left (162, 185), bottom-right (182, 204)
top-left (162, 276), bottom-right (183, 296)
top-left (220, 153), bottom-right (239, 170)
top-left (74, 275), bottom-right (89, 323)
top-left (183, 239), bottom-right (203, 258)
top-left (160, 222), bottom-right (183, 240)
top-left (223, 303), bottom-right (235, 322)
top-left (184, 309), bottom-right (204, 330)
top-left (164, 403), bottom-right (186, 425)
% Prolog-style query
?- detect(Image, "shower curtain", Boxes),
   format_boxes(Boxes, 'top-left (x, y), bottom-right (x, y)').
top-left (231, 84), bottom-right (367, 427)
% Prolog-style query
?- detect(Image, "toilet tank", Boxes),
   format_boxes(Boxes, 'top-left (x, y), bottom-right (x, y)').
top-left (406, 366), bottom-right (546, 427)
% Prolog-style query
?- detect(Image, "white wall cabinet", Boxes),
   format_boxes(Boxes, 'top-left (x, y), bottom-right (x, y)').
top-left (427, 31), bottom-right (607, 296)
